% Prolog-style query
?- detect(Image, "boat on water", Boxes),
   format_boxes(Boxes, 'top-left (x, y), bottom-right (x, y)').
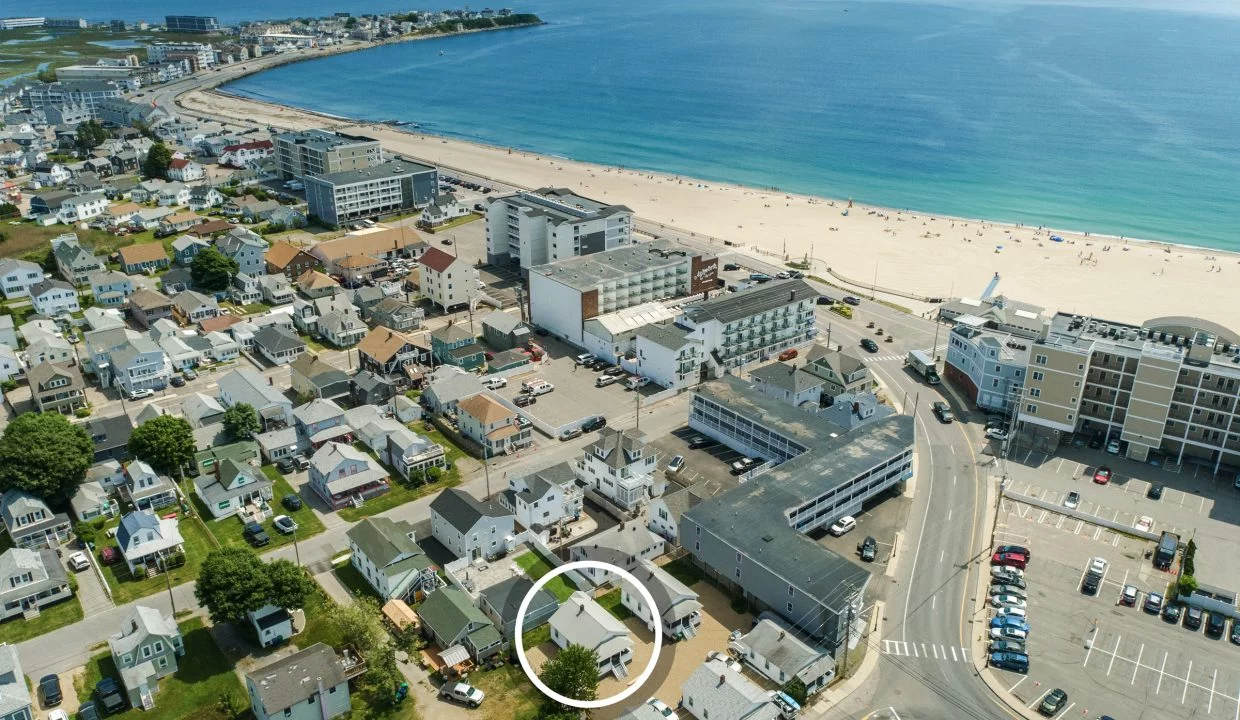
top-left (439, 50), bottom-right (445, 56)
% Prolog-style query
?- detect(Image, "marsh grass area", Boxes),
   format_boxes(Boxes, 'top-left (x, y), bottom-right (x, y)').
top-left (0, 27), bottom-right (208, 82)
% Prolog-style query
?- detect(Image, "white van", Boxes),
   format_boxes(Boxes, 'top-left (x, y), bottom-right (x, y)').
top-left (595, 375), bottom-right (618, 388)
top-left (625, 376), bottom-right (651, 391)
top-left (521, 378), bottom-right (554, 396)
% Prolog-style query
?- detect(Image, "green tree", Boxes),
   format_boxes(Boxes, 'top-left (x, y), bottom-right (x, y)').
top-left (539, 644), bottom-right (599, 717)
top-left (143, 141), bottom-right (173, 179)
top-left (781, 677), bottom-right (808, 706)
top-left (326, 596), bottom-right (387, 653)
top-left (36, 68), bottom-right (58, 83)
top-left (0, 202), bottom-right (19, 219)
top-left (344, 16), bottom-right (358, 28)
top-left (267, 560), bottom-right (316, 610)
top-left (195, 548), bottom-right (273, 625)
top-left (127, 415), bottom-right (196, 477)
top-left (191, 246), bottom-right (239, 292)
top-left (0, 413), bottom-right (93, 500)
top-left (222, 403), bottom-right (260, 440)
top-left (75, 120), bottom-right (110, 153)
top-left (1183, 538), bottom-right (1197, 577)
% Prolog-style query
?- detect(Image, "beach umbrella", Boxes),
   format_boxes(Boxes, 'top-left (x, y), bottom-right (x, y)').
top-left (1050, 235), bottom-right (1064, 242)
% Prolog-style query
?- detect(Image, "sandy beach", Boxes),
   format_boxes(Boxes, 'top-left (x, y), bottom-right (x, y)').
top-left (181, 86), bottom-right (1240, 330)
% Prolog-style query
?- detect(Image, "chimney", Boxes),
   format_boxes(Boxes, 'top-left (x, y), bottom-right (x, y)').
top-left (789, 290), bottom-right (795, 302)
top-left (577, 604), bottom-right (585, 617)
top-left (718, 674), bottom-right (727, 687)
top-left (778, 630), bottom-right (785, 641)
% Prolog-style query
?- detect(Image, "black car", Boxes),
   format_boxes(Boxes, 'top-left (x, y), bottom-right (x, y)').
top-left (604, 366), bottom-right (626, 377)
top-left (276, 457), bottom-right (296, 473)
top-left (1088, 433), bottom-right (1104, 449)
top-left (1082, 572), bottom-right (1101, 595)
top-left (38, 674), bottom-right (62, 707)
top-left (687, 435), bottom-right (717, 450)
top-left (991, 572), bottom-right (1026, 589)
top-left (816, 296), bottom-right (835, 305)
top-left (169, 374), bottom-right (186, 388)
top-left (77, 701), bottom-right (102, 720)
top-left (282, 493), bottom-right (302, 511)
top-left (94, 677), bottom-right (126, 714)
top-left (860, 338), bottom-right (879, 353)
top-left (514, 394), bottom-right (536, 407)
top-left (1147, 483), bottom-right (1164, 500)
top-left (932, 401), bottom-right (954, 423)
top-left (1207, 612), bottom-right (1226, 638)
top-left (1184, 606), bottom-right (1204, 630)
top-left (1163, 602), bottom-right (1183, 624)
top-left (989, 651), bottom-right (1029, 674)
top-left (996, 544), bottom-right (1031, 559)
top-left (1231, 618), bottom-right (1240, 645)
top-left (581, 416), bottom-right (607, 432)
top-left (723, 263), bottom-right (742, 271)
top-left (858, 536), bottom-right (877, 562)
top-left (990, 639), bottom-right (1026, 654)
top-left (244, 522), bottom-right (271, 547)
top-left (1038, 689), bottom-right (1068, 716)
top-left (591, 359), bottom-right (613, 371)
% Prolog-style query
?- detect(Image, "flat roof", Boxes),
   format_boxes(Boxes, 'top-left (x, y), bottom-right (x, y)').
top-left (529, 239), bottom-right (702, 291)
top-left (584, 301), bottom-right (680, 337)
top-left (495, 187), bottom-right (631, 225)
top-left (682, 279), bottom-right (817, 325)
top-left (308, 159), bottom-right (436, 188)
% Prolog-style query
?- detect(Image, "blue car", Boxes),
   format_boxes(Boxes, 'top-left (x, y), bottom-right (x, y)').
top-left (990, 616), bottom-right (1031, 633)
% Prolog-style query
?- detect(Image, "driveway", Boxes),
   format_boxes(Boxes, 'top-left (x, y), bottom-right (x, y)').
top-left (72, 556), bottom-right (114, 618)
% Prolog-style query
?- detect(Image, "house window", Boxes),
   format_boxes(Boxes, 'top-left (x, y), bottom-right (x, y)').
top-left (1029, 388), bottom-right (1041, 398)
top-left (142, 646), bottom-right (152, 658)
top-left (1034, 355), bottom-right (1047, 365)
top-left (158, 657), bottom-right (168, 668)
top-left (1032, 371), bottom-right (1044, 381)
top-left (787, 602), bottom-right (794, 613)
top-left (1025, 404), bottom-right (1038, 414)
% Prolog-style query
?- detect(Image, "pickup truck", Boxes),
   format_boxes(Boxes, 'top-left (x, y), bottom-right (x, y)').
top-left (440, 682), bottom-right (485, 707)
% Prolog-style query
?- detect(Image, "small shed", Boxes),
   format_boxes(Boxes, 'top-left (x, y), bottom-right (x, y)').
top-left (382, 598), bottom-right (419, 631)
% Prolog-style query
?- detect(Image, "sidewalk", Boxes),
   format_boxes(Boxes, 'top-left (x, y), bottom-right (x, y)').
top-left (808, 600), bottom-right (885, 718)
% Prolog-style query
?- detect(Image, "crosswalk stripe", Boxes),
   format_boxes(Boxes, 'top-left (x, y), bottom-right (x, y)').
top-left (882, 640), bottom-right (971, 663)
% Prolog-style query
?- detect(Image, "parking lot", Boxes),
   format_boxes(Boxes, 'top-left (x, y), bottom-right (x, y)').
top-left (983, 444), bottom-right (1240, 719)
top-left (490, 353), bottom-right (645, 431)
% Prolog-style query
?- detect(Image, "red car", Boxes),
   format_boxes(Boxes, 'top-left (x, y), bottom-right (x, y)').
top-left (1093, 466), bottom-right (1112, 484)
top-left (992, 552), bottom-right (1028, 569)
top-left (778, 348), bottom-right (799, 361)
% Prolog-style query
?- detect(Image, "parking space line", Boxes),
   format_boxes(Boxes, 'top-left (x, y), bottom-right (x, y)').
top-left (1132, 643), bottom-right (1144, 684)
top-left (1083, 628), bottom-right (1098, 668)
top-left (1028, 689), bottom-right (1050, 709)
top-left (1094, 526), bottom-right (1103, 541)
top-left (951, 646), bottom-right (958, 662)
top-left (1075, 521), bottom-right (1084, 535)
top-left (1009, 676), bottom-right (1027, 694)
top-left (912, 644), bottom-right (919, 657)
top-left (1210, 669), bottom-right (1217, 714)
top-left (1056, 515), bottom-right (1066, 529)
top-left (1053, 702), bottom-right (1075, 719)
top-left (1157, 651), bottom-right (1168, 694)
top-left (1184, 660), bottom-right (1193, 704)
top-left (1107, 635), bottom-right (1122, 676)
top-left (932, 645), bottom-right (939, 659)
top-left (921, 643), bottom-right (928, 658)
top-left (1056, 458), bottom-right (1065, 473)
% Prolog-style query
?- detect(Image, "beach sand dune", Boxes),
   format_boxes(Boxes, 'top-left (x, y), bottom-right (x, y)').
top-left (184, 88), bottom-right (1240, 330)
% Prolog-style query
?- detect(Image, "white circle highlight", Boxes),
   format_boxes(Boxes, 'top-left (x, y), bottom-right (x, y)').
top-left (514, 559), bottom-right (664, 709)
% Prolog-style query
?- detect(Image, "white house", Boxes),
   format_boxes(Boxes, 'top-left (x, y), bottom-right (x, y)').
top-left (252, 325), bottom-right (306, 366)
top-left (498, 462), bottom-right (583, 533)
top-left (28, 279), bottom-right (80, 316)
top-left (245, 644), bottom-right (351, 720)
top-left (620, 559), bottom-right (702, 641)
top-left (165, 158), bottom-right (204, 182)
top-left (108, 338), bottom-right (173, 395)
top-left (428, 488), bottom-right (515, 562)
top-left (728, 617), bottom-right (836, 697)
top-left (0, 644), bottom-right (32, 720)
top-left (156, 182), bottom-right (191, 207)
top-left (346, 517), bottom-right (438, 601)
top-left (308, 441), bottom-right (389, 510)
top-left (116, 511), bottom-right (185, 573)
top-left (122, 459), bottom-right (178, 512)
top-left (549, 591), bottom-right (634, 679)
top-left (417, 246), bottom-right (475, 312)
top-left (247, 604), bottom-right (294, 649)
top-left (0, 259), bottom-right (45, 299)
top-left (569, 521), bottom-right (665, 587)
top-left (577, 427), bottom-right (658, 512)
top-left (0, 547), bottom-right (72, 621)
top-left (33, 162), bottom-right (72, 186)
top-left (419, 192), bottom-right (470, 227)
top-left (194, 458), bottom-right (273, 520)
top-left (680, 656), bottom-right (783, 720)
top-left (635, 323), bottom-right (704, 391)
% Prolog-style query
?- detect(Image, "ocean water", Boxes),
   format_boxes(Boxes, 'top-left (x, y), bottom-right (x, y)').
top-left (221, 0), bottom-right (1240, 249)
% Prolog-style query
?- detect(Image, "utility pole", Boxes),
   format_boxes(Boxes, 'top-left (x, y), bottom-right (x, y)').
top-left (482, 444), bottom-right (491, 500)
top-left (291, 525), bottom-right (301, 567)
top-left (839, 588), bottom-right (857, 678)
top-left (163, 561), bottom-right (176, 617)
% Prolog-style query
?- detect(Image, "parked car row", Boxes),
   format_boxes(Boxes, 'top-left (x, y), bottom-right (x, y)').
top-left (440, 175), bottom-right (493, 194)
top-left (575, 353), bottom-right (651, 390)
top-left (989, 544), bottom-right (1033, 673)
top-left (1114, 582), bottom-right (1240, 644)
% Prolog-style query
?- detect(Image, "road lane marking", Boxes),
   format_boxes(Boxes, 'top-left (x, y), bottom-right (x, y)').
top-left (921, 643), bottom-right (928, 658)
top-left (951, 646), bottom-right (958, 662)
top-left (932, 645), bottom-right (939, 659)
top-left (1132, 643), bottom-right (1144, 684)
top-left (1184, 659), bottom-right (1193, 704)
top-left (1107, 635), bottom-right (1122, 676)
top-left (912, 644), bottom-right (919, 657)
top-left (1157, 651), bottom-right (1168, 694)
top-left (1210, 669), bottom-right (1217, 714)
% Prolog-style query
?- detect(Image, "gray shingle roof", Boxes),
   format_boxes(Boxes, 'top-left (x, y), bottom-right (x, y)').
top-left (253, 325), bottom-right (304, 353)
top-left (429, 488), bottom-right (510, 534)
top-left (731, 618), bottom-right (835, 685)
top-left (750, 361), bottom-right (824, 395)
top-left (636, 322), bottom-right (696, 351)
top-left (681, 657), bottom-right (782, 720)
top-left (586, 427), bottom-right (648, 470)
top-left (246, 644), bottom-right (346, 713)
top-left (0, 643), bottom-right (31, 716)
top-left (109, 605), bottom-right (179, 657)
top-left (681, 278), bottom-right (817, 326)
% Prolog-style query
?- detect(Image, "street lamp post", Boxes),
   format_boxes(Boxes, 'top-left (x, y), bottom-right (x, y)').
top-left (291, 525), bottom-right (301, 567)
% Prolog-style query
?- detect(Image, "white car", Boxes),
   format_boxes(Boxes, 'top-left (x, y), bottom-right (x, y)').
top-left (990, 627), bottom-right (1028, 641)
top-left (440, 682), bottom-right (485, 707)
top-left (991, 565), bottom-right (1025, 579)
top-left (1136, 515), bottom-right (1154, 533)
top-left (646, 698), bottom-right (676, 718)
top-left (665, 455), bottom-right (685, 475)
top-left (706, 650), bottom-right (742, 672)
top-left (1107, 439), bottom-right (1121, 454)
top-left (1063, 491), bottom-right (1080, 510)
top-left (995, 606), bottom-right (1027, 619)
top-left (67, 552), bottom-right (90, 572)
top-left (47, 711), bottom-right (69, 720)
top-left (128, 388), bottom-right (155, 400)
top-left (829, 516), bottom-right (857, 536)
top-left (985, 428), bottom-right (1010, 441)
top-left (482, 376), bottom-right (507, 390)
top-left (1088, 556), bottom-right (1109, 576)
top-left (990, 595), bottom-right (1027, 609)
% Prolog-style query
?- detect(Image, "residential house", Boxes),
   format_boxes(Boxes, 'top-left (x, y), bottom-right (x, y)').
top-left (67, 172), bottom-right (104, 196)
top-left (180, 392), bottom-right (226, 428)
top-left (268, 206), bottom-right (306, 229)
top-left (291, 292), bottom-right (355, 337)
top-left (1, 490), bottom-right (72, 550)
top-left (218, 368), bottom-right (293, 431)
top-left (309, 227), bottom-right (426, 274)
top-left (0, 345), bottom-right (19, 385)
top-left (308, 441), bottom-right (389, 510)
top-left (185, 219), bottom-right (235, 239)
top-left (230, 272), bottom-right (263, 305)
top-left (108, 606), bottom-right (185, 710)
top-left (265, 241), bottom-right (318, 279)
top-left (350, 370), bottom-right (394, 407)
top-left (194, 458), bottom-right (273, 521)
top-left (569, 522), bottom-right (665, 587)
top-left (419, 191), bottom-right (469, 227)
top-left (578, 427), bottom-right (658, 512)
top-left (104, 175), bottom-right (140, 199)
top-left (384, 426), bottom-right (446, 481)
top-left (749, 361), bottom-right (826, 408)
top-left (118, 242), bottom-right (170, 275)
top-left (108, 338), bottom-right (172, 395)
top-left (82, 413), bottom-right (136, 461)
top-left (128, 289), bottom-right (175, 329)
top-left (429, 488), bottom-right (515, 562)
top-left (479, 576), bottom-right (559, 642)
top-left (70, 480), bottom-right (119, 521)
top-left (158, 331), bottom-right (203, 370)
top-left (646, 484), bottom-right (708, 545)
top-left (421, 366), bottom-right (483, 415)
top-left (192, 441), bottom-right (261, 479)
top-left (186, 185), bottom-right (223, 212)
top-left (157, 211), bottom-right (203, 235)
top-left (52, 233), bottom-right (105, 285)
top-left (27, 362), bottom-right (86, 414)
top-left (0, 548), bottom-right (71, 621)
top-left (416, 587), bottom-right (505, 662)
top-left (89, 270), bottom-right (135, 307)
top-left (680, 656), bottom-right (783, 720)
top-left (317, 307), bottom-right (367, 348)
top-left (83, 306), bottom-right (126, 331)
top-left (130, 207), bottom-right (175, 230)
top-left (429, 323), bottom-right (484, 371)
top-left (102, 202), bottom-right (144, 226)
top-left (456, 393), bottom-right (532, 455)
top-left (293, 398), bottom-right (352, 451)
top-left (802, 345), bottom-right (874, 400)
top-left (156, 182), bottom-right (190, 207)
top-left (216, 227), bottom-right (269, 277)
top-left (247, 605), bottom-right (294, 649)
top-left (227, 196), bottom-right (282, 223)
top-left (32, 162), bottom-right (71, 186)
top-left (549, 591), bottom-right (634, 679)
top-left (171, 236), bottom-right (210, 267)
top-left (255, 427), bottom-right (302, 466)
top-left (334, 254), bottom-right (386, 287)
top-left (0, 259), bottom-right (44, 299)
top-left (346, 517), bottom-right (438, 601)
top-left (256, 274), bottom-right (294, 305)
top-left (498, 462), bottom-right (582, 533)
top-left (357, 326), bottom-right (424, 377)
top-left (620, 559), bottom-right (702, 641)
top-left (170, 290), bottom-right (218, 325)
top-left (634, 323), bottom-right (704, 392)
top-left (295, 270), bottom-right (339, 298)
top-left (486, 349), bottom-right (530, 373)
top-left (0, 644), bottom-right (32, 720)
top-left (218, 140), bottom-right (273, 169)
top-left (165, 158), bottom-right (203, 182)
top-left (110, 150), bottom-right (140, 174)
top-left (122, 459), bottom-right (178, 512)
top-left (115, 511), bottom-right (184, 573)
top-left (289, 353), bottom-right (350, 400)
top-left (204, 331), bottom-right (241, 362)
top-left (349, 286), bottom-right (386, 316)
top-left (253, 325), bottom-right (306, 366)
top-left (728, 618), bottom-right (836, 697)
top-left (28, 279), bottom-right (80, 316)
top-left (245, 644), bottom-right (352, 720)
top-left (481, 311), bottom-right (530, 351)
top-left (0, 316), bottom-right (14, 353)
top-left (366, 297), bottom-right (423, 332)
top-left (417, 246), bottom-right (474, 312)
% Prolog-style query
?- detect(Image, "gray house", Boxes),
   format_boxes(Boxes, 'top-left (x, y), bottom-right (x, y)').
top-left (0, 644), bottom-right (33, 720)
top-left (246, 644), bottom-right (351, 720)
top-left (680, 656), bottom-right (782, 720)
top-left (429, 489), bottom-right (515, 562)
top-left (728, 617), bottom-right (836, 697)
top-left (480, 311), bottom-right (530, 351)
top-left (802, 345), bottom-right (874, 400)
top-left (0, 490), bottom-right (72, 550)
top-left (108, 605), bottom-right (185, 710)
top-left (479, 576), bottom-right (559, 642)
top-left (0, 547), bottom-right (72, 621)
top-left (416, 587), bottom-right (504, 663)
top-left (749, 361), bottom-right (826, 408)
top-left (549, 591), bottom-right (634, 679)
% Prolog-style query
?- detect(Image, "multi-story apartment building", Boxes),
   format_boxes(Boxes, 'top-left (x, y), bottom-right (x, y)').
top-left (528, 240), bottom-right (718, 345)
top-left (944, 316), bottom-right (1031, 414)
top-left (273, 129), bottom-right (382, 181)
top-left (24, 81), bottom-right (123, 118)
top-left (1015, 314), bottom-right (1240, 473)
top-left (485, 188), bottom-right (634, 271)
top-left (145, 42), bottom-right (215, 70)
top-left (304, 160), bottom-right (437, 227)
top-left (650, 279), bottom-right (818, 376)
top-left (165, 15), bottom-right (220, 33)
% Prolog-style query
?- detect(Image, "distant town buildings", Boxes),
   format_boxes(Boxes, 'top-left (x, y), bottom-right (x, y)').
top-left (165, 15), bottom-right (221, 33)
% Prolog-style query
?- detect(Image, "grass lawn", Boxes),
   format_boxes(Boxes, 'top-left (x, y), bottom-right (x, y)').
top-left (595, 588), bottom-right (633, 621)
top-left (519, 622), bottom-right (550, 651)
top-left (660, 556), bottom-right (703, 587)
top-left (470, 665), bottom-right (543, 720)
top-left (513, 552), bottom-right (575, 602)
top-left (332, 561), bottom-right (381, 601)
top-left (101, 515), bottom-right (215, 605)
top-left (425, 213), bottom-right (482, 233)
top-left (75, 617), bottom-right (247, 720)
top-left (298, 333), bottom-right (328, 352)
top-left (0, 595), bottom-right (83, 643)
top-left (193, 470), bottom-right (325, 552)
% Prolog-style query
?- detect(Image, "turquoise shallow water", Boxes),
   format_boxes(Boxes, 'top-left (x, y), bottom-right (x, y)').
top-left (216, 0), bottom-right (1240, 249)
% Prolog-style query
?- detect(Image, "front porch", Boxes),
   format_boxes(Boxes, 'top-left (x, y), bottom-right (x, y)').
top-left (319, 479), bottom-right (390, 510)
